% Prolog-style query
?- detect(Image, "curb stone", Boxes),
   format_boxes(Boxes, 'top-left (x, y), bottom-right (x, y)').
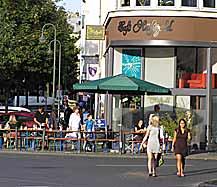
top-left (0, 150), bottom-right (217, 160)
top-left (198, 183), bottom-right (217, 187)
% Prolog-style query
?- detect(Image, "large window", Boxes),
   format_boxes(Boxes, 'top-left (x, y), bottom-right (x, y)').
top-left (121, 0), bottom-right (130, 6)
top-left (136, 0), bottom-right (150, 6)
top-left (158, 0), bottom-right (174, 6)
top-left (203, 0), bottom-right (215, 8)
top-left (182, 0), bottom-right (197, 7)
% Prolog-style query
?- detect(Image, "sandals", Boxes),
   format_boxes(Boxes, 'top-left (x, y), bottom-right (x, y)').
top-left (148, 173), bottom-right (157, 177)
top-left (177, 172), bottom-right (185, 177)
top-left (152, 173), bottom-right (158, 177)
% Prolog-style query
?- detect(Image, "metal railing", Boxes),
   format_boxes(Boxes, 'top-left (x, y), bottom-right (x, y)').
top-left (0, 129), bottom-right (174, 154)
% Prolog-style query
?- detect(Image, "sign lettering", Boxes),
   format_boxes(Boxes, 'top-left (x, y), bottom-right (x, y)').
top-left (118, 19), bottom-right (174, 37)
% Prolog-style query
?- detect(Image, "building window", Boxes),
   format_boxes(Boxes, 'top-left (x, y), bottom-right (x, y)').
top-left (136, 0), bottom-right (151, 6)
top-left (121, 0), bottom-right (130, 6)
top-left (182, 0), bottom-right (197, 7)
top-left (203, 0), bottom-right (215, 8)
top-left (158, 0), bottom-right (174, 6)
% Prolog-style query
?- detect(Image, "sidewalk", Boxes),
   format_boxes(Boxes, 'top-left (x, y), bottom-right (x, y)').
top-left (187, 152), bottom-right (217, 161)
top-left (1, 149), bottom-right (217, 160)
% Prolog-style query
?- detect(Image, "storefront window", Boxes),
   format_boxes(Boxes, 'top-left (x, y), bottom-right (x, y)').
top-left (203, 0), bottom-right (215, 8)
top-left (176, 48), bottom-right (210, 89)
top-left (182, 0), bottom-right (197, 7)
top-left (158, 0), bottom-right (174, 6)
top-left (136, 0), bottom-right (151, 6)
top-left (121, 0), bottom-right (130, 6)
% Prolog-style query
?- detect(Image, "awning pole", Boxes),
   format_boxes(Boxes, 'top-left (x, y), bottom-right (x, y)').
top-left (206, 47), bottom-right (212, 150)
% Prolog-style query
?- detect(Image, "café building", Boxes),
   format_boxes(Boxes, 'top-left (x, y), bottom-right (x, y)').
top-left (102, 0), bottom-right (217, 149)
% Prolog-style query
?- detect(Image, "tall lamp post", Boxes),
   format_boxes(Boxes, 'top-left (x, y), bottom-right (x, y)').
top-left (49, 40), bottom-right (62, 126)
top-left (39, 23), bottom-right (57, 108)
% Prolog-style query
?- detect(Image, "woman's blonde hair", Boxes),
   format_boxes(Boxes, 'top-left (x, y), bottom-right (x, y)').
top-left (150, 115), bottom-right (159, 127)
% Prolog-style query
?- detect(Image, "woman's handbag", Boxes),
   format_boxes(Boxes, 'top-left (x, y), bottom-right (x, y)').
top-left (156, 153), bottom-right (164, 167)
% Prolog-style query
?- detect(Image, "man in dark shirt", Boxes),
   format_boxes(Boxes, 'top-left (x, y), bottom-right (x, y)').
top-left (34, 106), bottom-right (49, 129)
top-left (63, 100), bottom-right (73, 130)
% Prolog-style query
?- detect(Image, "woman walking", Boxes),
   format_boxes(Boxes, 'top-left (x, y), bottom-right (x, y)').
top-left (140, 115), bottom-right (164, 177)
top-left (172, 118), bottom-right (191, 177)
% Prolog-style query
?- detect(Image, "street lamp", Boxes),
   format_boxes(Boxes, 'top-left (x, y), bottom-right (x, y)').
top-left (39, 23), bottom-right (57, 108)
top-left (49, 39), bottom-right (62, 126)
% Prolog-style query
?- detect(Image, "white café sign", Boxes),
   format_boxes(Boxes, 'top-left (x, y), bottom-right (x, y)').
top-left (144, 96), bottom-right (174, 111)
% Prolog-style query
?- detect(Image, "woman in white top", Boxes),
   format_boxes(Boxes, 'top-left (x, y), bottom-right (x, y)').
top-left (140, 115), bottom-right (163, 177)
top-left (67, 106), bottom-right (81, 138)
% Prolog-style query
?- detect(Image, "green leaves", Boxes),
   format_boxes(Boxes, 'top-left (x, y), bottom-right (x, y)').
top-left (0, 0), bottom-right (79, 92)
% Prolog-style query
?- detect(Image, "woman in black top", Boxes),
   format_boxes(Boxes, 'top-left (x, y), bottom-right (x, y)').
top-left (134, 120), bottom-right (146, 141)
top-left (172, 119), bottom-right (191, 177)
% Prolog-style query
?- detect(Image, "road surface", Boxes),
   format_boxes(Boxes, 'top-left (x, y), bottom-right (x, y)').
top-left (0, 153), bottom-right (217, 187)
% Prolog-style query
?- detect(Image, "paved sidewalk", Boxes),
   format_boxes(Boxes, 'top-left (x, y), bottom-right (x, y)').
top-left (187, 152), bottom-right (217, 161)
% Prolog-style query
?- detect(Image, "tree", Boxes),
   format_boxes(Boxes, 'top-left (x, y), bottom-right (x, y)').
top-left (160, 108), bottom-right (193, 138)
top-left (0, 0), bottom-right (79, 109)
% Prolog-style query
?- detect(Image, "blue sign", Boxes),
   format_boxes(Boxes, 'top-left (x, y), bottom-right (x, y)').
top-left (122, 49), bottom-right (142, 79)
top-left (94, 119), bottom-right (106, 129)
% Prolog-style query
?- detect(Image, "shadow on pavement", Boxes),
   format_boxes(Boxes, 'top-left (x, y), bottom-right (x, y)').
top-left (186, 168), bottom-right (217, 176)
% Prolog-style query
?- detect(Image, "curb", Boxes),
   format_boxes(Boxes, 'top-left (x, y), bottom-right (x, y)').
top-left (198, 182), bottom-right (217, 187)
top-left (0, 150), bottom-right (146, 159)
top-left (1, 150), bottom-right (217, 160)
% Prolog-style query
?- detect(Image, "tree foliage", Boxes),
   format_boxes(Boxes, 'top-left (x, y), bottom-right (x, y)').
top-left (160, 108), bottom-right (193, 138)
top-left (0, 0), bottom-right (79, 94)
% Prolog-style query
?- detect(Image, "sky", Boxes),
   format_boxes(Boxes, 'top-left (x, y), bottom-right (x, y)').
top-left (56, 0), bottom-right (81, 12)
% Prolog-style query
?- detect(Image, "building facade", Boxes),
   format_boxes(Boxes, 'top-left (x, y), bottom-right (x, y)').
top-left (81, 0), bottom-right (217, 149)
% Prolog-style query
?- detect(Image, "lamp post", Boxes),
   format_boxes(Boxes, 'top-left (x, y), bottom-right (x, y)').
top-left (49, 40), bottom-right (62, 126)
top-left (39, 23), bottom-right (57, 108)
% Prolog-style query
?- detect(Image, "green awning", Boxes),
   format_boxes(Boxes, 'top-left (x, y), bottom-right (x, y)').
top-left (73, 74), bottom-right (170, 94)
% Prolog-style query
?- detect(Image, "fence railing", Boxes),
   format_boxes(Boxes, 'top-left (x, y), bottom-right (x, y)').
top-left (0, 129), bottom-right (173, 154)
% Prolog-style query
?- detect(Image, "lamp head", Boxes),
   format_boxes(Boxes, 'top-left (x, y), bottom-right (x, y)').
top-left (39, 34), bottom-right (46, 43)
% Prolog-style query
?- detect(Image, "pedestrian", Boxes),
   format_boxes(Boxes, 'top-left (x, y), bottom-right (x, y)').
top-left (63, 100), bottom-right (73, 130)
top-left (50, 109), bottom-right (57, 130)
top-left (67, 106), bottom-right (81, 138)
top-left (148, 104), bottom-right (165, 153)
top-left (65, 106), bottom-right (81, 150)
top-left (5, 114), bottom-right (17, 147)
top-left (34, 106), bottom-right (49, 129)
top-left (83, 114), bottom-right (95, 151)
top-left (148, 104), bottom-right (161, 125)
top-left (133, 119), bottom-right (146, 141)
top-left (172, 118), bottom-right (191, 177)
top-left (140, 115), bottom-right (164, 177)
top-left (164, 131), bottom-right (172, 154)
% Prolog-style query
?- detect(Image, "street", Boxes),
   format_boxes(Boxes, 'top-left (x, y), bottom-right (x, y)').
top-left (0, 153), bottom-right (217, 187)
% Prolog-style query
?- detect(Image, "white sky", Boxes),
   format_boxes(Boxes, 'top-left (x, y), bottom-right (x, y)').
top-left (56, 0), bottom-right (81, 12)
